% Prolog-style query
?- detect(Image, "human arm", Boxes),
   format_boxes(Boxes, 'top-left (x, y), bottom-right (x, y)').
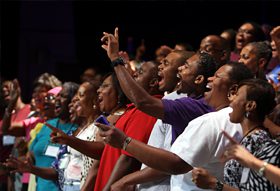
top-left (103, 154), bottom-right (141, 191)
top-left (222, 143), bottom-right (280, 187)
top-left (101, 28), bottom-right (165, 119)
top-left (47, 123), bottom-right (105, 160)
top-left (1, 79), bottom-right (26, 136)
top-left (81, 160), bottom-right (100, 191)
top-left (111, 166), bottom-right (169, 191)
top-left (5, 156), bottom-right (57, 180)
top-left (97, 122), bottom-right (192, 175)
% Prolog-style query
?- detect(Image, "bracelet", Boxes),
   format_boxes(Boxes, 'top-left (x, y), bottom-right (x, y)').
top-left (122, 136), bottom-right (132, 151)
top-left (215, 179), bottom-right (224, 191)
top-left (111, 57), bottom-right (125, 67)
top-left (258, 161), bottom-right (268, 176)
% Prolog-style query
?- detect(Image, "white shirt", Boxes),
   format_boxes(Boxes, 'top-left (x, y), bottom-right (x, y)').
top-left (137, 91), bottom-right (187, 191)
top-left (170, 107), bottom-right (242, 191)
top-left (64, 122), bottom-right (98, 185)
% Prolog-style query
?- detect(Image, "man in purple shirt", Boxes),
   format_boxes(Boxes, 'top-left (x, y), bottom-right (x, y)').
top-left (101, 28), bottom-right (218, 142)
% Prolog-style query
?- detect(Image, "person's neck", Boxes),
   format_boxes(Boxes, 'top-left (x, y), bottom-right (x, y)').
top-left (241, 119), bottom-right (263, 137)
top-left (15, 98), bottom-right (25, 111)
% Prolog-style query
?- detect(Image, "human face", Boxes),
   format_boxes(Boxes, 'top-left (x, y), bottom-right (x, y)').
top-left (55, 87), bottom-right (71, 117)
top-left (68, 95), bottom-right (79, 123)
top-left (176, 54), bottom-right (199, 94)
top-left (43, 93), bottom-right (57, 119)
top-left (200, 35), bottom-right (224, 64)
top-left (239, 44), bottom-right (259, 74)
top-left (158, 52), bottom-right (184, 92)
top-left (133, 61), bottom-right (158, 91)
top-left (236, 23), bottom-right (255, 51)
top-left (97, 76), bottom-right (118, 113)
top-left (271, 41), bottom-right (278, 58)
top-left (229, 85), bottom-right (248, 124)
top-left (76, 82), bottom-right (96, 118)
top-left (1, 81), bottom-right (13, 103)
top-left (204, 65), bottom-right (233, 109)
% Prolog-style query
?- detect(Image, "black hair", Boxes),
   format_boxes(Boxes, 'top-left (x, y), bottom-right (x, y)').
top-left (238, 78), bottom-right (276, 122)
top-left (243, 21), bottom-right (266, 42)
top-left (196, 52), bottom-right (218, 86)
top-left (102, 72), bottom-right (129, 108)
top-left (226, 62), bottom-right (254, 84)
top-left (172, 50), bottom-right (195, 66)
top-left (248, 41), bottom-right (272, 68)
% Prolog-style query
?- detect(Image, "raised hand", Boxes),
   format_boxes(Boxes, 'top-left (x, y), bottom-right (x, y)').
top-left (101, 27), bottom-right (120, 61)
top-left (95, 122), bottom-right (126, 149)
top-left (45, 122), bottom-right (70, 145)
top-left (7, 79), bottom-right (21, 110)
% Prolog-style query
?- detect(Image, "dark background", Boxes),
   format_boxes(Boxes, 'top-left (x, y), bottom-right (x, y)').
top-left (0, 0), bottom-right (279, 102)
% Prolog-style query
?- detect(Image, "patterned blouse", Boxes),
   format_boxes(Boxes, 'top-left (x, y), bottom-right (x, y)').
top-left (224, 129), bottom-right (271, 188)
top-left (239, 139), bottom-right (280, 191)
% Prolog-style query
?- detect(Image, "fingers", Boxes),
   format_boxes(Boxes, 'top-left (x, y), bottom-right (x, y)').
top-left (95, 122), bottom-right (112, 132)
top-left (114, 27), bottom-right (119, 40)
top-left (221, 130), bottom-right (238, 144)
top-left (45, 123), bottom-right (59, 133)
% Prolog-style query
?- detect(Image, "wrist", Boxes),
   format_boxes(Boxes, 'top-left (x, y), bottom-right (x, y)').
top-left (111, 56), bottom-right (125, 68)
top-left (214, 179), bottom-right (224, 191)
top-left (122, 136), bottom-right (132, 151)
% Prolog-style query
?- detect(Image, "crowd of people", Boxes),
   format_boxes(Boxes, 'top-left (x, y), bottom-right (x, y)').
top-left (0, 21), bottom-right (280, 191)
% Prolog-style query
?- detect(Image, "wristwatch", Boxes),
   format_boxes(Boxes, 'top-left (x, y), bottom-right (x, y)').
top-left (111, 57), bottom-right (125, 67)
top-left (258, 161), bottom-right (268, 176)
top-left (215, 179), bottom-right (224, 191)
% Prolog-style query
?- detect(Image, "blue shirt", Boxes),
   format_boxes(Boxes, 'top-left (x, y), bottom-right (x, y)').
top-left (30, 118), bottom-right (77, 191)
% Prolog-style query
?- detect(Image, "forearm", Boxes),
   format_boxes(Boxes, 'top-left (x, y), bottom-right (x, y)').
top-left (120, 166), bottom-right (169, 186)
top-left (1, 109), bottom-right (13, 134)
top-left (114, 65), bottom-right (164, 119)
top-left (30, 166), bottom-right (57, 181)
top-left (125, 139), bottom-right (192, 175)
top-left (249, 159), bottom-right (280, 187)
top-left (65, 136), bottom-right (104, 160)
top-left (104, 154), bottom-right (141, 191)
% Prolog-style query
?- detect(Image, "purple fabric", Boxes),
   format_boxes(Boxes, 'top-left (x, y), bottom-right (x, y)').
top-left (162, 97), bottom-right (214, 143)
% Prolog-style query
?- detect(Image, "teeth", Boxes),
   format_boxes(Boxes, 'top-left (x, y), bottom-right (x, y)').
top-left (176, 73), bottom-right (181, 79)
top-left (206, 84), bottom-right (211, 89)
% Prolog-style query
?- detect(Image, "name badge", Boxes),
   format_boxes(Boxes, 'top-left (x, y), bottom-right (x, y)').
top-left (59, 154), bottom-right (70, 169)
top-left (3, 135), bottom-right (16, 146)
top-left (240, 167), bottom-right (250, 184)
top-left (44, 144), bottom-right (60, 157)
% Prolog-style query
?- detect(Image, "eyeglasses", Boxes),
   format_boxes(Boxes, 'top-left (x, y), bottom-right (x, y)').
top-left (45, 95), bottom-right (55, 101)
top-left (237, 29), bottom-right (253, 35)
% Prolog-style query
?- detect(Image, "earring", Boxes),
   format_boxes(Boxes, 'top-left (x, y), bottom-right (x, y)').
top-left (245, 111), bottom-right (250, 118)
top-left (93, 104), bottom-right (97, 110)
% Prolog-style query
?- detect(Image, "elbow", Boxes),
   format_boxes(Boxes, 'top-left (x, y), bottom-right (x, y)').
top-left (166, 156), bottom-right (192, 175)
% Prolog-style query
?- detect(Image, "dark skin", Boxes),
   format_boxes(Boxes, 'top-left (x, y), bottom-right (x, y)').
top-left (101, 28), bottom-right (205, 120)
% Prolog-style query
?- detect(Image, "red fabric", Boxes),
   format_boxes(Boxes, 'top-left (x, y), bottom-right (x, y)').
top-left (0, 104), bottom-right (30, 183)
top-left (94, 96), bottom-right (162, 191)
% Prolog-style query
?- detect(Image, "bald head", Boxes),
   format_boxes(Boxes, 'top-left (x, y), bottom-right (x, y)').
top-left (200, 35), bottom-right (230, 67)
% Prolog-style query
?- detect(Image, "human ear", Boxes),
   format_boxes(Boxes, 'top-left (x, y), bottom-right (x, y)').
top-left (194, 75), bottom-right (204, 84)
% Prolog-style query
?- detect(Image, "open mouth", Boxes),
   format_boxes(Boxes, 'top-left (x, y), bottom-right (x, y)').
top-left (158, 72), bottom-right (164, 86)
